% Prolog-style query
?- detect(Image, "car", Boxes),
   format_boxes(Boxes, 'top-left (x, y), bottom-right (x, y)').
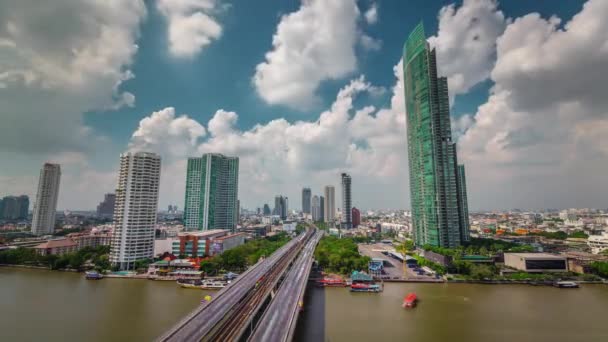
top-left (392, 276), bottom-right (400, 280)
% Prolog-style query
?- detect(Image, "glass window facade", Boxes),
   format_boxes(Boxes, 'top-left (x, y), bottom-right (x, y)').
top-left (403, 22), bottom-right (470, 248)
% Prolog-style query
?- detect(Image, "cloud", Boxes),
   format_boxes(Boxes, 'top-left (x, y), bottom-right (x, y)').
top-left (458, 0), bottom-right (608, 209)
top-left (129, 59), bottom-right (407, 209)
top-left (360, 34), bottom-right (382, 51)
top-left (364, 3), bottom-right (378, 25)
top-left (253, 0), bottom-right (362, 109)
top-left (428, 0), bottom-right (507, 97)
top-left (129, 107), bottom-right (206, 156)
top-left (156, 0), bottom-right (223, 58)
top-left (0, 0), bottom-right (146, 154)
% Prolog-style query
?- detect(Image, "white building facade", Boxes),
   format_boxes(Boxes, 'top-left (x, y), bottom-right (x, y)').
top-left (31, 163), bottom-right (61, 235)
top-left (324, 185), bottom-right (335, 223)
top-left (110, 152), bottom-right (161, 270)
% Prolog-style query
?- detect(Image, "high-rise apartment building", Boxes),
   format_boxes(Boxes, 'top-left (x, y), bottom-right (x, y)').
top-left (110, 152), bottom-right (161, 270)
top-left (96, 193), bottom-right (116, 218)
top-left (319, 196), bottom-right (324, 222)
top-left (184, 153), bottom-right (239, 231)
top-left (302, 187), bottom-right (311, 214)
top-left (0, 195), bottom-right (29, 220)
top-left (31, 163), bottom-right (61, 235)
top-left (341, 173), bottom-right (352, 229)
top-left (263, 204), bottom-right (271, 216)
top-left (311, 195), bottom-right (321, 221)
top-left (323, 186), bottom-right (335, 223)
top-left (403, 22), bottom-right (470, 248)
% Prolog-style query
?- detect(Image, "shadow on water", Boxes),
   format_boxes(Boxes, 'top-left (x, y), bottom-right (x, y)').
top-left (295, 275), bottom-right (326, 341)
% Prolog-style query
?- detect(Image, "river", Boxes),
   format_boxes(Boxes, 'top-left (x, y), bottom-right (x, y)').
top-left (2, 268), bottom-right (608, 341)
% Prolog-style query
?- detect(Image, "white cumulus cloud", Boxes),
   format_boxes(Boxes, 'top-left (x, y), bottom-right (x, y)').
top-left (253, 0), bottom-right (362, 109)
top-left (458, 0), bottom-right (608, 209)
top-left (429, 0), bottom-right (507, 97)
top-left (157, 0), bottom-right (223, 58)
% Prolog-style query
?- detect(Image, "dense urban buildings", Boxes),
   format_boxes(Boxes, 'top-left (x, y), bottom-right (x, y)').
top-left (403, 22), bottom-right (470, 248)
top-left (324, 186), bottom-right (335, 223)
top-left (31, 163), bottom-right (61, 235)
top-left (301, 187), bottom-right (311, 215)
top-left (96, 193), bottom-right (116, 218)
top-left (0, 195), bottom-right (29, 220)
top-left (341, 173), bottom-right (352, 229)
top-left (110, 152), bottom-right (161, 270)
top-left (274, 195), bottom-right (288, 220)
top-left (183, 153), bottom-right (239, 231)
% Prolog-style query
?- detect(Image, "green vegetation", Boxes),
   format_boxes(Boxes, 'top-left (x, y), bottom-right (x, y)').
top-left (529, 231), bottom-right (568, 240)
top-left (53, 227), bottom-right (85, 236)
top-left (412, 254), bottom-right (447, 275)
top-left (296, 223), bottom-right (307, 234)
top-left (0, 245), bottom-right (111, 271)
top-left (314, 221), bottom-right (328, 231)
top-left (589, 261), bottom-right (608, 278)
top-left (199, 232), bottom-right (290, 275)
top-left (314, 236), bottom-right (371, 275)
top-left (568, 231), bottom-right (589, 239)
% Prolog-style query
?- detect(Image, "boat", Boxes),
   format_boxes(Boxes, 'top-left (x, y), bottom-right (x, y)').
top-left (553, 281), bottom-right (579, 288)
top-left (350, 283), bottom-right (382, 292)
top-left (402, 292), bottom-right (417, 308)
top-left (178, 279), bottom-right (228, 290)
top-left (317, 277), bottom-right (347, 287)
top-left (85, 271), bottom-right (103, 280)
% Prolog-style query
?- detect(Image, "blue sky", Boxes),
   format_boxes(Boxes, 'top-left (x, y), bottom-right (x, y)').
top-left (2, 0), bottom-right (606, 212)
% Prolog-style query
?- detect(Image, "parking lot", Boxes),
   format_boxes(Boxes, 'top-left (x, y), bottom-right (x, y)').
top-left (358, 243), bottom-right (441, 281)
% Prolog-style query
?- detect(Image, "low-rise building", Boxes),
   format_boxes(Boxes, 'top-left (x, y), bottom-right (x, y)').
top-left (211, 233), bottom-right (246, 255)
top-left (33, 238), bottom-right (78, 256)
top-left (504, 253), bottom-right (568, 273)
top-left (172, 230), bottom-right (228, 258)
top-left (67, 232), bottom-right (111, 249)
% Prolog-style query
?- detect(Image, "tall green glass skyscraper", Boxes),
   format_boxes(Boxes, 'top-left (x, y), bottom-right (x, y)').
top-left (403, 22), bottom-right (470, 248)
top-left (184, 153), bottom-right (239, 231)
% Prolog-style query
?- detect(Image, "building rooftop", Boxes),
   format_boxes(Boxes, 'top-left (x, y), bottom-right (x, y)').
top-left (214, 233), bottom-right (245, 241)
top-left (178, 229), bottom-right (227, 238)
top-left (33, 238), bottom-right (77, 249)
top-left (505, 253), bottom-right (565, 260)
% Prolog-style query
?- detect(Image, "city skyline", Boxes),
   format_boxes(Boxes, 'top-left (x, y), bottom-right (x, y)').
top-left (1, 0), bottom-right (606, 212)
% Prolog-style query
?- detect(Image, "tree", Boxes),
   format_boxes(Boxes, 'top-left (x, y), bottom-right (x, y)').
top-left (470, 264), bottom-right (494, 280)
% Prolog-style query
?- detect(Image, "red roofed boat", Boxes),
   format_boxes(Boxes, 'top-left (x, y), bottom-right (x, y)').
top-left (402, 293), bottom-right (417, 308)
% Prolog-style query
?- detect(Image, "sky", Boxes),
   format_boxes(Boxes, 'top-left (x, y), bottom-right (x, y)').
top-left (1, 0), bottom-right (606, 212)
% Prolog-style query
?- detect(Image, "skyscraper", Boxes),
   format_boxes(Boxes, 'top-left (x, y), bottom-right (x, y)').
top-left (96, 193), bottom-right (116, 218)
top-left (301, 187), bottom-right (311, 214)
top-left (263, 203), bottom-right (271, 216)
top-left (31, 163), bottom-right (61, 235)
top-left (456, 164), bottom-right (470, 243)
top-left (311, 195), bottom-right (321, 221)
top-left (323, 186), bottom-right (335, 223)
top-left (274, 196), bottom-right (288, 220)
top-left (341, 173), bottom-right (352, 229)
top-left (110, 152), bottom-right (161, 270)
top-left (184, 153), bottom-right (239, 231)
top-left (403, 22), bottom-right (470, 248)
top-left (319, 196), bottom-right (324, 222)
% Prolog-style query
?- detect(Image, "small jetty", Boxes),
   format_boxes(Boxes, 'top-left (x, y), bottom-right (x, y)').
top-left (349, 271), bottom-right (383, 293)
top-left (178, 279), bottom-right (228, 290)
